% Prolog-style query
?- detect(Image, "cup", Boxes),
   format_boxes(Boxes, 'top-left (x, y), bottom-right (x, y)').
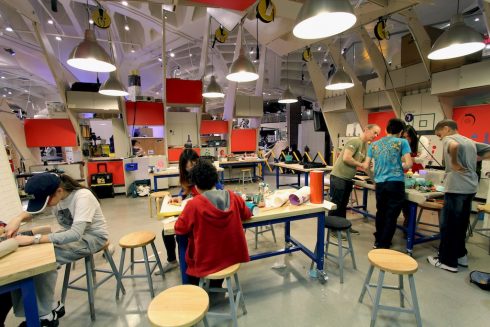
top-left (245, 201), bottom-right (259, 216)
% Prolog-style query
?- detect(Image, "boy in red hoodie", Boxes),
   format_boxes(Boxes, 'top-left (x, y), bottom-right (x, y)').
top-left (175, 159), bottom-right (252, 285)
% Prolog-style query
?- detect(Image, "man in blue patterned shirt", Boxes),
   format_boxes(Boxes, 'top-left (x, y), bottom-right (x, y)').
top-left (363, 118), bottom-right (413, 249)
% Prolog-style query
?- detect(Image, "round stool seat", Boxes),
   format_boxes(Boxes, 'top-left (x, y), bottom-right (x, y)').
top-left (205, 263), bottom-right (240, 280)
top-left (148, 285), bottom-right (209, 327)
top-left (119, 231), bottom-right (156, 248)
top-left (419, 201), bottom-right (443, 211)
top-left (240, 168), bottom-right (252, 172)
top-left (325, 216), bottom-right (352, 230)
top-left (368, 249), bottom-right (418, 275)
top-left (150, 191), bottom-right (170, 198)
top-left (96, 241), bottom-right (110, 253)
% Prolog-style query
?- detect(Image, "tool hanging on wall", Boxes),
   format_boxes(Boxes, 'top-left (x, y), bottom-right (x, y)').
top-left (212, 25), bottom-right (228, 48)
top-left (92, 7), bottom-right (111, 29)
top-left (302, 47), bottom-right (312, 62)
top-left (374, 17), bottom-right (390, 40)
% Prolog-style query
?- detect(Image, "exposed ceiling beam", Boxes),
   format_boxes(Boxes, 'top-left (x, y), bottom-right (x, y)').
top-left (403, 7), bottom-right (431, 79)
top-left (479, 0), bottom-right (490, 36)
top-left (58, 0), bottom-right (84, 36)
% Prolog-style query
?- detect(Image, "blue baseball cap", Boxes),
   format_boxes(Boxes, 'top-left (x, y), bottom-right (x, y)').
top-left (25, 173), bottom-right (61, 214)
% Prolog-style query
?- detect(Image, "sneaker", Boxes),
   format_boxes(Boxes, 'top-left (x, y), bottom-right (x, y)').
top-left (457, 255), bottom-right (468, 268)
top-left (427, 256), bottom-right (458, 273)
top-left (155, 261), bottom-right (178, 275)
top-left (349, 228), bottom-right (360, 235)
top-left (19, 311), bottom-right (60, 327)
top-left (52, 301), bottom-right (65, 319)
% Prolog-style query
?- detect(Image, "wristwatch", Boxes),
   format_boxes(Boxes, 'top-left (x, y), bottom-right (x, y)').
top-left (33, 234), bottom-right (42, 244)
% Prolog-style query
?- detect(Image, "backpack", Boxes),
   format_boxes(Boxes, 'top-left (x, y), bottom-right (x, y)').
top-left (469, 270), bottom-right (490, 291)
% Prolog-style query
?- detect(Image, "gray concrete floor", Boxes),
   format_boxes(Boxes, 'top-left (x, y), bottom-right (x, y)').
top-left (6, 173), bottom-right (490, 327)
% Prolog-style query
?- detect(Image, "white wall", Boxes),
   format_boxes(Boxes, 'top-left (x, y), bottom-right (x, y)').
top-left (298, 120), bottom-right (325, 160)
top-left (89, 119), bottom-right (114, 144)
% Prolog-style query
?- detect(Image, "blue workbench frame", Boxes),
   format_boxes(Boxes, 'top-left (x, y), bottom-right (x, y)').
top-left (0, 278), bottom-right (40, 327)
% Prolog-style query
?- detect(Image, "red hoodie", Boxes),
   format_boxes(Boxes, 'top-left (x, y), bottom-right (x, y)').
top-left (174, 190), bottom-right (252, 277)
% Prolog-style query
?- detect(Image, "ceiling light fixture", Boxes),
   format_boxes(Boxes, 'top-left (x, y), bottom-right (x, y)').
top-left (124, 24), bottom-right (129, 31)
top-left (89, 19), bottom-right (94, 25)
top-left (226, 25), bottom-right (258, 83)
top-left (48, 19), bottom-right (54, 24)
top-left (203, 75), bottom-right (224, 98)
top-left (5, 27), bottom-right (13, 32)
top-left (67, 29), bottom-right (116, 72)
top-left (278, 53), bottom-right (298, 104)
top-left (170, 52), bottom-right (175, 57)
top-left (121, 1), bottom-right (128, 6)
top-left (55, 36), bottom-right (62, 41)
top-left (293, 0), bottom-right (356, 39)
top-left (326, 36), bottom-right (354, 90)
top-left (428, 14), bottom-right (485, 60)
top-left (99, 71), bottom-right (129, 96)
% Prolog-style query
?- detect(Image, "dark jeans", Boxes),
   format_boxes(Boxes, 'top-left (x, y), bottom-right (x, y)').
top-left (375, 181), bottom-right (405, 248)
top-left (329, 175), bottom-right (354, 218)
top-left (439, 192), bottom-right (475, 268)
top-left (0, 292), bottom-right (12, 326)
top-left (161, 230), bottom-right (177, 262)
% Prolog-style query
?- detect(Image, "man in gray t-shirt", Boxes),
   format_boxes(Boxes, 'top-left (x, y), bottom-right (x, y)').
top-left (427, 119), bottom-right (490, 273)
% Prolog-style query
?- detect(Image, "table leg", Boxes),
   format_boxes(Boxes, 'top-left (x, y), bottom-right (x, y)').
top-left (21, 278), bottom-right (40, 327)
top-left (406, 202), bottom-right (418, 254)
top-left (316, 212), bottom-right (325, 271)
top-left (362, 188), bottom-right (369, 211)
top-left (276, 165), bottom-right (280, 189)
top-left (285, 221), bottom-right (291, 244)
top-left (176, 235), bottom-right (189, 284)
top-left (153, 176), bottom-right (158, 192)
top-left (220, 170), bottom-right (224, 184)
top-left (297, 173), bottom-right (300, 188)
top-left (304, 172), bottom-right (309, 186)
top-left (253, 163), bottom-right (257, 182)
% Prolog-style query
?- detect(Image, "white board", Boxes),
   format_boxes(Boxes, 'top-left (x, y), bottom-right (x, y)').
top-left (0, 135), bottom-right (22, 223)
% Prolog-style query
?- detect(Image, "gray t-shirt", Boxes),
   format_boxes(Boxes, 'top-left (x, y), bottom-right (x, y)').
top-left (442, 134), bottom-right (490, 194)
top-left (49, 188), bottom-right (108, 251)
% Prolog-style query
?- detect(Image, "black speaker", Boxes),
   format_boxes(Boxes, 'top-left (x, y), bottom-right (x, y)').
top-left (313, 111), bottom-right (327, 132)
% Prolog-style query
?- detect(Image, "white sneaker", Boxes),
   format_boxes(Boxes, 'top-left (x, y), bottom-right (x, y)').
top-left (457, 255), bottom-right (468, 268)
top-left (427, 256), bottom-right (458, 273)
top-left (155, 261), bottom-right (178, 275)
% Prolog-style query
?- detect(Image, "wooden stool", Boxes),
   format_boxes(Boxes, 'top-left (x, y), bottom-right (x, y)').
top-left (469, 204), bottom-right (490, 254)
top-left (416, 201), bottom-right (443, 233)
top-left (359, 249), bottom-right (422, 327)
top-left (61, 241), bottom-right (125, 321)
top-left (323, 216), bottom-right (357, 283)
top-left (117, 231), bottom-right (164, 298)
top-left (149, 191), bottom-right (170, 218)
top-left (199, 263), bottom-right (246, 327)
top-left (148, 285), bottom-right (210, 327)
top-left (240, 169), bottom-right (253, 185)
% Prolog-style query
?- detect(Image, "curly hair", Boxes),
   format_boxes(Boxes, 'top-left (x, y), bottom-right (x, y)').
top-left (189, 158), bottom-right (218, 191)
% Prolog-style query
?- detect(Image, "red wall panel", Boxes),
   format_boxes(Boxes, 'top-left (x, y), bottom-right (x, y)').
top-left (125, 101), bottom-right (164, 125)
top-left (368, 111), bottom-right (396, 138)
top-left (200, 120), bottom-right (228, 134)
top-left (166, 79), bottom-right (203, 105)
top-left (87, 161), bottom-right (125, 186)
top-left (24, 119), bottom-right (77, 147)
top-left (231, 129), bottom-right (257, 153)
top-left (168, 147), bottom-right (201, 162)
top-left (453, 105), bottom-right (490, 144)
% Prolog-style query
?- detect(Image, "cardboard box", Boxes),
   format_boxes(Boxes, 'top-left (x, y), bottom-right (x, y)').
top-left (401, 26), bottom-right (443, 68)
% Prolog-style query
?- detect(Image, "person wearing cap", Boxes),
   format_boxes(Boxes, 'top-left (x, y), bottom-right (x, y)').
top-left (5, 173), bottom-right (108, 326)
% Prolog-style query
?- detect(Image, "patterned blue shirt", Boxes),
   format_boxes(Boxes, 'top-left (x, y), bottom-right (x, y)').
top-left (367, 136), bottom-right (411, 183)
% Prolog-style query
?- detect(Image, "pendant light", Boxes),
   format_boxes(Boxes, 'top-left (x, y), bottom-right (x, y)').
top-left (226, 24), bottom-right (259, 83)
top-left (326, 36), bottom-right (354, 90)
top-left (99, 71), bottom-right (129, 96)
top-left (428, 15), bottom-right (484, 60)
top-left (203, 46), bottom-right (224, 98)
top-left (293, 0), bottom-right (357, 40)
top-left (67, 29), bottom-right (116, 73)
top-left (278, 54), bottom-right (297, 104)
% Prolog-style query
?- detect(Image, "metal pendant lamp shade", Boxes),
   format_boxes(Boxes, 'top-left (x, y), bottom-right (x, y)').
top-left (278, 86), bottom-right (298, 104)
top-left (226, 48), bottom-right (259, 83)
top-left (325, 67), bottom-right (354, 90)
top-left (428, 15), bottom-right (485, 60)
top-left (293, 0), bottom-right (357, 39)
top-left (99, 71), bottom-right (129, 96)
top-left (67, 29), bottom-right (116, 72)
top-left (203, 75), bottom-right (224, 98)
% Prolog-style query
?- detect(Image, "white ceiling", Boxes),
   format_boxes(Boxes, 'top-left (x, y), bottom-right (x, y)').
top-left (0, 0), bottom-right (488, 115)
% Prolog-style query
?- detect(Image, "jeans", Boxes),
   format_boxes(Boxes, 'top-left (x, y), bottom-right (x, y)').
top-left (329, 175), bottom-right (354, 219)
top-left (438, 192), bottom-right (475, 268)
top-left (161, 230), bottom-right (177, 262)
top-left (375, 181), bottom-right (405, 248)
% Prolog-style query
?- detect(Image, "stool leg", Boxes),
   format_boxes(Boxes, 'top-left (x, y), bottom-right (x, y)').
top-left (337, 230), bottom-right (344, 283)
top-left (408, 274), bottom-right (422, 327)
top-left (254, 227), bottom-right (258, 249)
top-left (130, 248), bottom-right (135, 275)
top-left (85, 256), bottom-right (96, 321)
top-left (226, 276), bottom-right (238, 327)
top-left (150, 241), bottom-right (165, 279)
top-left (358, 265), bottom-right (374, 303)
top-left (325, 229), bottom-right (331, 256)
top-left (203, 316), bottom-right (210, 327)
top-left (346, 230), bottom-right (357, 270)
top-left (61, 263), bottom-right (71, 304)
top-left (117, 248), bottom-right (126, 299)
top-left (104, 248), bottom-right (125, 298)
top-left (149, 197), bottom-right (153, 218)
top-left (270, 224), bottom-right (277, 243)
top-left (416, 208), bottom-right (424, 227)
top-left (142, 245), bottom-right (155, 298)
top-left (399, 274), bottom-right (405, 308)
top-left (370, 270), bottom-right (385, 327)
top-left (233, 273), bottom-right (247, 315)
